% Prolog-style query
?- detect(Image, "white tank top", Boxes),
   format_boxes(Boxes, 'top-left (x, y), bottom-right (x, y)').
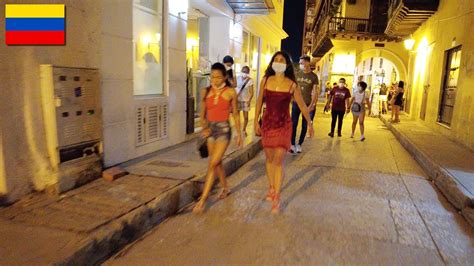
top-left (354, 90), bottom-right (368, 104)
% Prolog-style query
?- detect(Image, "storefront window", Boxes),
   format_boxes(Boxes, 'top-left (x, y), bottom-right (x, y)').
top-left (133, 0), bottom-right (163, 96)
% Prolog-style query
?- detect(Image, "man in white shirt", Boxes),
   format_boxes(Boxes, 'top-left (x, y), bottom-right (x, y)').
top-left (236, 66), bottom-right (254, 136)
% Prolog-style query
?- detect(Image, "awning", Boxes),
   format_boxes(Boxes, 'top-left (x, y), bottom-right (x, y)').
top-left (226, 0), bottom-right (275, 15)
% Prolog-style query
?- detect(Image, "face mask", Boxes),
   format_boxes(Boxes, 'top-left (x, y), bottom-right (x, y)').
top-left (299, 64), bottom-right (305, 71)
top-left (272, 62), bottom-right (287, 73)
top-left (241, 73), bottom-right (248, 78)
top-left (225, 65), bottom-right (232, 71)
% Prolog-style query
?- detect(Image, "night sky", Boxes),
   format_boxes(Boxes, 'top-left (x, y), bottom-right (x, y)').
top-left (281, 0), bottom-right (306, 63)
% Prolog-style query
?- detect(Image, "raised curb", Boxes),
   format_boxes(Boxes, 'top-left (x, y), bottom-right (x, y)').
top-left (57, 138), bottom-right (262, 265)
top-left (380, 116), bottom-right (474, 227)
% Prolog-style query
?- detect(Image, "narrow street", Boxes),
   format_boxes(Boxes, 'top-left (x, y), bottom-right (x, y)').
top-left (107, 111), bottom-right (474, 265)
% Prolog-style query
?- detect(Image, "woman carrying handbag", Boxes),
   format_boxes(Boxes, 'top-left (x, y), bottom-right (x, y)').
top-left (194, 63), bottom-right (242, 214)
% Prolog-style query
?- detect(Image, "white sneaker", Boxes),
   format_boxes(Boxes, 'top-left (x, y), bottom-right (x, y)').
top-left (296, 145), bottom-right (302, 153)
top-left (289, 145), bottom-right (296, 154)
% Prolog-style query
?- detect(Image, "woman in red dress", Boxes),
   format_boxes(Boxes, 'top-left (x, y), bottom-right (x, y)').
top-left (254, 51), bottom-right (314, 214)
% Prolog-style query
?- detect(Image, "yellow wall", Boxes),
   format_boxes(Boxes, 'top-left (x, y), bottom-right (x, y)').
top-left (343, 0), bottom-right (371, 19)
top-left (407, 0), bottom-right (474, 149)
top-left (315, 39), bottom-right (408, 90)
top-left (186, 19), bottom-right (200, 69)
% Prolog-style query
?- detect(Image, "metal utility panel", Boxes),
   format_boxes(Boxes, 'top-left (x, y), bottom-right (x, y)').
top-left (53, 67), bottom-right (101, 148)
top-left (40, 65), bottom-right (102, 192)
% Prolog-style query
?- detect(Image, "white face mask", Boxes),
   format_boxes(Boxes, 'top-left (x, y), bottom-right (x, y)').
top-left (272, 62), bottom-right (287, 73)
top-left (225, 65), bottom-right (232, 71)
top-left (241, 73), bottom-right (249, 78)
top-left (299, 64), bottom-right (305, 71)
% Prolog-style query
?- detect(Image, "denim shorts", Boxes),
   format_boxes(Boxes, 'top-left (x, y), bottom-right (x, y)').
top-left (208, 121), bottom-right (231, 142)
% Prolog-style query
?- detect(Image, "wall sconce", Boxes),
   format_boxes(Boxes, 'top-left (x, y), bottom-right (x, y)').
top-left (141, 33), bottom-right (160, 49)
top-left (404, 38), bottom-right (415, 51)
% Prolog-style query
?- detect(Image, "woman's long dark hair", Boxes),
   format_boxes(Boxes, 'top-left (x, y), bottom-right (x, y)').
top-left (211, 63), bottom-right (232, 87)
top-left (264, 51), bottom-right (297, 84)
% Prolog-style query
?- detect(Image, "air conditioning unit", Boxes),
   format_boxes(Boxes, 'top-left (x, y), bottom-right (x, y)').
top-left (40, 65), bottom-right (103, 193)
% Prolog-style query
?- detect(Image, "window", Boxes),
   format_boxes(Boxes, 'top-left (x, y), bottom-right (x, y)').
top-left (438, 46), bottom-right (462, 126)
top-left (133, 0), bottom-right (164, 95)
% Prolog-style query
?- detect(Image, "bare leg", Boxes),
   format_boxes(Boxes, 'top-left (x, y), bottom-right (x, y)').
top-left (351, 113), bottom-right (359, 137)
top-left (264, 148), bottom-right (276, 200)
top-left (359, 111), bottom-right (366, 140)
top-left (243, 111), bottom-right (249, 134)
top-left (272, 148), bottom-right (287, 214)
top-left (193, 139), bottom-right (229, 213)
top-left (394, 105), bottom-right (401, 122)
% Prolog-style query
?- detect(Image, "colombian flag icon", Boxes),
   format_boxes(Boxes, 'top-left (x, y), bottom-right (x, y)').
top-left (5, 4), bottom-right (65, 45)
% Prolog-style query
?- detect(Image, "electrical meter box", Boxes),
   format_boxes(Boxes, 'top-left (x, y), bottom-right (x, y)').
top-left (40, 65), bottom-right (103, 193)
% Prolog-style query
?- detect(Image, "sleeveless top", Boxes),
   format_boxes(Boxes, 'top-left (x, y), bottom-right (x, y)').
top-left (395, 90), bottom-right (404, 105)
top-left (206, 87), bottom-right (231, 122)
top-left (262, 81), bottom-right (293, 130)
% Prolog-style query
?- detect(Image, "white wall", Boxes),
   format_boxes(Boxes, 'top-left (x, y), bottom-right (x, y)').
top-left (101, 0), bottom-right (187, 167)
top-left (208, 17), bottom-right (231, 62)
top-left (0, 1), bottom-right (102, 201)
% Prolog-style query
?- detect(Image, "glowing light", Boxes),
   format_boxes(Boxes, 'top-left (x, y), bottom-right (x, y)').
top-left (169, 0), bottom-right (188, 18)
top-left (186, 37), bottom-right (198, 51)
top-left (141, 34), bottom-right (152, 47)
top-left (265, 53), bottom-right (272, 64)
top-left (252, 51), bottom-right (259, 70)
top-left (404, 38), bottom-right (415, 50)
top-left (332, 53), bottom-right (355, 74)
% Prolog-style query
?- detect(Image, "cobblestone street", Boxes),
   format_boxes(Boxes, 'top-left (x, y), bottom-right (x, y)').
top-left (107, 112), bottom-right (474, 265)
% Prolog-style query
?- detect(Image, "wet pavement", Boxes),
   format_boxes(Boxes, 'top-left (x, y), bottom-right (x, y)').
top-left (107, 110), bottom-right (474, 265)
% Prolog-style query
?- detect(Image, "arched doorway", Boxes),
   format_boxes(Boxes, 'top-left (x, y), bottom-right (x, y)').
top-left (355, 57), bottom-right (400, 91)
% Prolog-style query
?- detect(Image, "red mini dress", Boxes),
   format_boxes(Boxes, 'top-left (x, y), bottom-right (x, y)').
top-left (261, 85), bottom-right (293, 150)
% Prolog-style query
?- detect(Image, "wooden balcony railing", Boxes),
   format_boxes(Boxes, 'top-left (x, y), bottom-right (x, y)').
top-left (328, 17), bottom-right (385, 34)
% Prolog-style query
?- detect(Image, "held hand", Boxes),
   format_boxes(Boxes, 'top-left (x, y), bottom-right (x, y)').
top-left (254, 122), bottom-right (262, 136)
top-left (236, 134), bottom-right (243, 148)
top-left (346, 108), bottom-right (351, 114)
top-left (308, 125), bottom-right (314, 138)
top-left (201, 128), bottom-right (211, 138)
top-left (308, 104), bottom-right (315, 111)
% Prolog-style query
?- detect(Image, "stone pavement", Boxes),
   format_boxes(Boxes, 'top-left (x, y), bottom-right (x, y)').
top-left (107, 111), bottom-right (474, 265)
top-left (0, 119), bottom-right (261, 265)
top-left (380, 113), bottom-right (474, 227)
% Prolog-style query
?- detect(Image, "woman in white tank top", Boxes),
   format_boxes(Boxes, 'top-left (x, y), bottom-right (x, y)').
top-left (350, 81), bottom-right (371, 141)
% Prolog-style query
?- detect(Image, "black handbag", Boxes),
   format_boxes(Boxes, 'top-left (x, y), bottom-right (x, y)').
top-left (197, 136), bottom-right (209, 158)
top-left (197, 86), bottom-right (212, 158)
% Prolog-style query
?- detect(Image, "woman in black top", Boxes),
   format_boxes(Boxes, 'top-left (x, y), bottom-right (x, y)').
top-left (391, 81), bottom-right (404, 123)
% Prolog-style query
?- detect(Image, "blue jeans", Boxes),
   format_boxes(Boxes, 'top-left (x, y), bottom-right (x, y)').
top-left (291, 102), bottom-right (316, 146)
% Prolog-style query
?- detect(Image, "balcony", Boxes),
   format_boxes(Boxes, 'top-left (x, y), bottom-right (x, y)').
top-left (312, 16), bottom-right (399, 57)
top-left (385, 0), bottom-right (440, 36)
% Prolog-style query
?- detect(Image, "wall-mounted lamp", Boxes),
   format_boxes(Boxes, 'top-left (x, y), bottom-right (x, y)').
top-left (404, 38), bottom-right (415, 51)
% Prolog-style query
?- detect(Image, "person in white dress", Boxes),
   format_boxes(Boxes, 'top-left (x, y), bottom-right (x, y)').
top-left (350, 81), bottom-right (371, 141)
top-left (370, 84), bottom-right (380, 117)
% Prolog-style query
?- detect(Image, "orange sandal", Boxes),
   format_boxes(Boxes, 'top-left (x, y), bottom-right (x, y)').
top-left (266, 187), bottom-right (275, 201)
top-left (271, 194), bottom-right (280, 214)
top-left (218, 188), bottom-right (230, 200)
top-left (193, 201), bottom-right (206, 214)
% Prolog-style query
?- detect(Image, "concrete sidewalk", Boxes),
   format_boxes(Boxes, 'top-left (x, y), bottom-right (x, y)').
top-left (0, 123), bottom-right (261, 265)
top-left (380, 114), bottom-right (474, 227)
